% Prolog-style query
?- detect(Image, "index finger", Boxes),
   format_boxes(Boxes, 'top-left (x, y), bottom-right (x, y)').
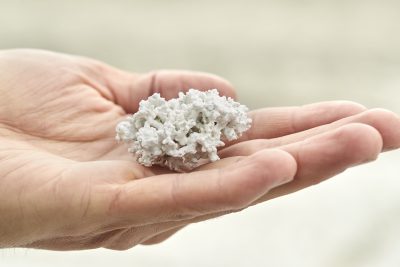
top-left (105, 149), bottom-right (297, 226)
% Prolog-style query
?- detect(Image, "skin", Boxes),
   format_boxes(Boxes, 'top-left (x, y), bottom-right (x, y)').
top-left (0, 49), bottom-right (399, 250)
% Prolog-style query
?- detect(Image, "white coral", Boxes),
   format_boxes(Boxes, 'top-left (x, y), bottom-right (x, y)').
top-left (115, 89), bottom-right (251, 172)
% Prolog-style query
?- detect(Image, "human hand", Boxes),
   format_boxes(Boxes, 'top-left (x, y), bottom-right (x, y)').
top-left (0, 49), bottom-right (399, 250)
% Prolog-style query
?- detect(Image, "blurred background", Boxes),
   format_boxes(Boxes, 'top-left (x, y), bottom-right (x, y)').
top-left (1, 0), bottom-right (399, 266)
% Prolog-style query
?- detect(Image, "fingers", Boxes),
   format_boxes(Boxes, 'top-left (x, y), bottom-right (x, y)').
top-left (184, 123), bottom-right (383, 215)
top-left (257, 123), bottom-right (383, 202)
top-left (105, 149), bottom-right (296, 226)
top-left (101, 123), bottom-right (385, 249)
top-left (135, 123), bottom-right (386, 240)
top-left (221, 108), bottom-right (400, 158)
top-left (93, 63), bottom-right (237, 113)
top-left (203, 123), bottom-right (383, 197)
top-left (231, 101), bottom-right (366, 145)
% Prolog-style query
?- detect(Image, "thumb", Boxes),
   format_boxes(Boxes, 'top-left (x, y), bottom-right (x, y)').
top-left (99, 66), bottom-right (237, 113)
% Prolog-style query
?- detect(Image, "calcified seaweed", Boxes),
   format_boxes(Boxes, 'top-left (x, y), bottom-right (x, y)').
top-left (116, 89), bottom-right (251, 172)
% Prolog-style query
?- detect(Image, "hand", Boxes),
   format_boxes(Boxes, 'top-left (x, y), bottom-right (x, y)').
top-left (0, 49), bottom-right (399, 250)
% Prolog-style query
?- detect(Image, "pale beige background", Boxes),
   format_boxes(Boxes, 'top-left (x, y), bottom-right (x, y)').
top-left (1, 1), bottom-right (400, 266)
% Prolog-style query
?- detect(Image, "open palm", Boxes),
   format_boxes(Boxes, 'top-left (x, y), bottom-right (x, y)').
top-left (0, 49), bottom-right (399, 250)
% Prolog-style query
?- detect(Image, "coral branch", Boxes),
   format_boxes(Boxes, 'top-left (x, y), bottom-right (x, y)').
top-left (116, 89), bottom-right (251, 172)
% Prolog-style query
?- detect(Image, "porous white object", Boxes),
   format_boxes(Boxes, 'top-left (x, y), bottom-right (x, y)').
top-left (115, 89), bottom-right (251, 172)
